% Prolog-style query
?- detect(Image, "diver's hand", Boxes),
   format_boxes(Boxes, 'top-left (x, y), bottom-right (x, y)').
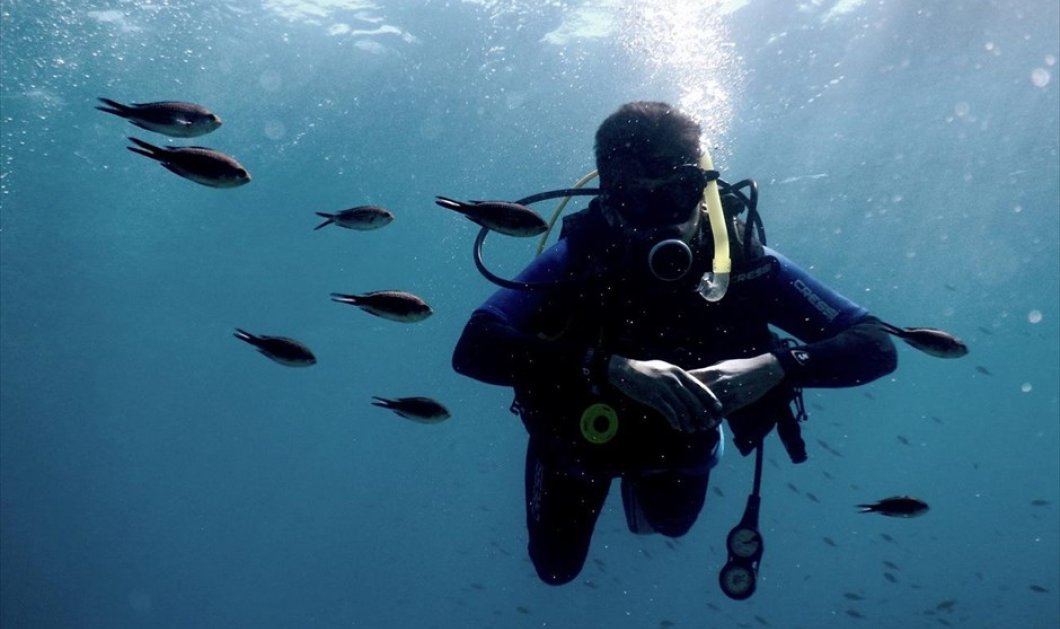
top-left (688, 354), bottom-right (785, 417)
top-left (607, 356), bottom-right (723, 433)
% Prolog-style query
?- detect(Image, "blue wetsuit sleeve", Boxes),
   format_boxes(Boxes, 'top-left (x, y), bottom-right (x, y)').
top-left (760, 248), bottom-right (897, 388)
top-left (452, 240), bottom-right (598, 387)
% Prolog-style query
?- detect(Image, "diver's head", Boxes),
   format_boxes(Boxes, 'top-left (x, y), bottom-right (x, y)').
top-left (594, 102), bottom-right (711, 282)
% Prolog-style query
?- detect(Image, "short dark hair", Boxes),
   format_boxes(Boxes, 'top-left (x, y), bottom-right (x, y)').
top-left (594, 102), bottom-right (702, 188)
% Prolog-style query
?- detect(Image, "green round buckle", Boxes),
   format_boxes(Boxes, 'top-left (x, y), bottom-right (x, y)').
top-left (580, 403), bottom-right (618, 444)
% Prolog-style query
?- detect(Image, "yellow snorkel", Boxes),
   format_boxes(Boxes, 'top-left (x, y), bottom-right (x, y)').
top-left (696, 148), bottom-right (731, 302)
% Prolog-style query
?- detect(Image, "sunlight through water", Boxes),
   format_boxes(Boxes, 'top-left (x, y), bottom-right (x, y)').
top-left (616, 1), bottom-right (744, 146)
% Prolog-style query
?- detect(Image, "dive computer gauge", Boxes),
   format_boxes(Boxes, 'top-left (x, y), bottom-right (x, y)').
top-left (719, 561), bottom-right (757, 600)
top-left (727, 524), bottom-right (763, 560)
top-left (717, 445), bottom-right (766, 601)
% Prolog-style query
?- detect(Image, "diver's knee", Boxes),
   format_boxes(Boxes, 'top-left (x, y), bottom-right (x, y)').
top-left (534, 564), bottom-right (581, 586)
top-left (529, 543), bottom-right (586, 586)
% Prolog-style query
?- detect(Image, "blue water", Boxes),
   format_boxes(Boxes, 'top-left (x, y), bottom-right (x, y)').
top-left (2, 1), bottom-right (1057, 627)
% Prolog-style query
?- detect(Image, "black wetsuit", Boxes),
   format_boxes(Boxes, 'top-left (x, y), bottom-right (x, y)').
top-left (452, 203), bottom-right (897, 585)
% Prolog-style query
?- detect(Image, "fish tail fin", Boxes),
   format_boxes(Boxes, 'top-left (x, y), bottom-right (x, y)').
top-left (371, 397), bottom-right (395, 409)
top-left (330, 293), bottom-right (359, 305)
top-left (126, 136), bottom-right (165, 160)
top-left (856, 504), bottom-right (874, 513)
top-left (96, 97), bottom-right (130, 117)
top-left (313, 213), bottom-right (334, 230)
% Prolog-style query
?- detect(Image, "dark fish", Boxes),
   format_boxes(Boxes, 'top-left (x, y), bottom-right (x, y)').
top-left (371, 396), bottom-right (450, 423)
top-left (435, 196), bottom-right (548, 237)
top-left (233, 328), bottom-right (316, 367)
top-left (786, 482), bottom-right (800, 494)
top-left (897, 435), bottom-right (911, 446)
top-left (975, 365), bottom-right (992, 376)
top-left (880, 533), bottom-right (896, 543)
top-left (1031, 499), bottom-right (1051, 507)
top-left (314, 205), bottom-right (394, 231)
top-left (97, 97), bottom-right (221, 137)
top-left (859, 496), bottom-right (929, 518)
top-left (330, 290), bottom-right (432, 323)
top-left (935, 599), bottom-right (957, 611)
top-left (126, 137), bottom-right (250, 188)
top-left (843, 592), bottom-right (865, 601)
top-left (883, 572), bottom-right (898, 583)
top-left (879, 322), bottom-right (969, 359)
top-left (1030, 585), bottom-right (1049, 593)
top-left (805, 492), bottom-right (820, 503)
top-left (822, 537), bottom-right (838, 547)
top-left (883, 560), bottom-right (900, 571)
top-left (846, 609), bottom-right (865, 619)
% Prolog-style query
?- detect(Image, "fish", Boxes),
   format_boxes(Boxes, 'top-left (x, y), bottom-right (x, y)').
top-left (822, 537), bottom-right (838, 547)
top-left (843, 592), bottom-right (865, 601)
top-left (858, 496), bottom-right (930, 518)
top-left (314, 205), bottom-right (394, 231)
top-left (1030, 585), bottom-right (1049, 593)
top-left (434, 196), bottom-right (548, 237)
top-left (371, 396), bottom-right (451, 423)
top-left (330, 290), bottom-right (432, 323)
top-left (97, 97), bottom-right (221, 137)
top-left (883, 572), bottom-right (899, 583)
top-left (975, 365), bottom-right (993, 376)
top-left (233, 328), bottom-right (316, 367)
top-left (879, 322), bottom-right (969, 359)
top-left (1030, 499), bottom-right (1051, 507)
top-left (126, 137), bottom-right (250, 188)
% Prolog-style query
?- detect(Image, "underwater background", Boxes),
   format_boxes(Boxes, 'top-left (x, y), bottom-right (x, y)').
top-left (1, 1), bottom-right (1057, 627)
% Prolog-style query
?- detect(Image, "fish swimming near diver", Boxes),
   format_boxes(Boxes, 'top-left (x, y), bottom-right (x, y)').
top-left (233, 328), bottom-right (316, 367)
top-left (434, 196), bottom-right (548, 237)
top-left (126, 137), bottom-right (250, 188)
top-left (371, 396), bottom-right (451, 423)
top-left (97, 98), bottom-right (222, 138)
top-left (879, 322), bottom-right (968, 359)
top-left (330, 290), bottom-right (433, 323)
top-left (314, 205), bottom-right (394, 231)
top-left (857, 496), bottom-right (929, 518)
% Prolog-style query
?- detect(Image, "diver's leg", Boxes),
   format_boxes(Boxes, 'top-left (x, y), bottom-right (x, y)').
top-left (623, 471), bottom-right (710, 537)
top-left (525, 435), bottom-right (611, 585)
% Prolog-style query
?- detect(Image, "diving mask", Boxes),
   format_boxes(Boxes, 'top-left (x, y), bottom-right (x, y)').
top-left (607, 163), bottom-right (716, 228)
top-left (606, 164), bottom-right (717, 282)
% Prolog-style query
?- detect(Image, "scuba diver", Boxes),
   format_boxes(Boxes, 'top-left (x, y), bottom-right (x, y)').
top-left (450, 101), bottom-right (899, 588)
